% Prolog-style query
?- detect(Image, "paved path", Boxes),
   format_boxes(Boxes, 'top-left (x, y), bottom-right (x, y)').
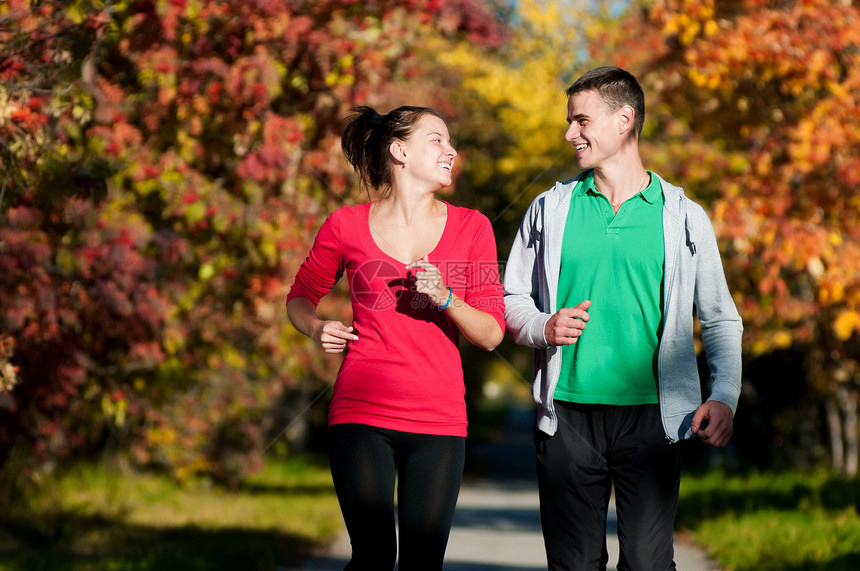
top-left (293, 478), bottom-right (719, 571)
top-left (291, 408), bottom-right (721, 570)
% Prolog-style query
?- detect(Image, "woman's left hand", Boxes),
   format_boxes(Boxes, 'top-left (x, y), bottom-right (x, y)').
top-left (406, 255), bottom-right (449, 307)
top-left (407, 255), bottom-right (502, 351)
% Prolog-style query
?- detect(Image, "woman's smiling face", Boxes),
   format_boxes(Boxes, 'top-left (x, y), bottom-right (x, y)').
top-left (400, 114), bottom-right (457, 189)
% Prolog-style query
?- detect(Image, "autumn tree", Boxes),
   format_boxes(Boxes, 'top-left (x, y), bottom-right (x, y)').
top-left (598, 0), bottom-right (860, 472)
top-left (0, 0), bottom-right (506, 484)
top-left (430, 1), bottom-right (614, 227)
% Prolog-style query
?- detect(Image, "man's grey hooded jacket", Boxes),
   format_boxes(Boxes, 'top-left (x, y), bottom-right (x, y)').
top-left (503, 171), bottom-right (743, 442)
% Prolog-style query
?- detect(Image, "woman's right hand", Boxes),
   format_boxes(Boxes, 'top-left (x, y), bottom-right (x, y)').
top-left (288, 298), bottom-right (358, 354)
top-left (316, 321), bottom-right (359, 354)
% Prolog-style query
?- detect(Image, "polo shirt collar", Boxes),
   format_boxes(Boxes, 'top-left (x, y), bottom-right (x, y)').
top-left (640, 172), bottom-right (660, 204)
top-left (578, 169), bottom-right (659, 203)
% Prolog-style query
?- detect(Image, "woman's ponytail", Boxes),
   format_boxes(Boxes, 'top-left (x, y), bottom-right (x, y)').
top-left (341, 106), bottom-right (383, 192)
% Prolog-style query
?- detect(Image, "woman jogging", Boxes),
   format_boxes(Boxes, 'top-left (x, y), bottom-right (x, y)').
top-left (287, 105), bottom-right (505, 570)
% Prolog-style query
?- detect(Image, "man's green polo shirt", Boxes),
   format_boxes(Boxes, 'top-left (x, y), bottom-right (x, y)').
top-left (556, 170), bottom-right (664, 405)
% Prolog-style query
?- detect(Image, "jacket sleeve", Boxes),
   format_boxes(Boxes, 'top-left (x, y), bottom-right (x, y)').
top-left (503, 195), bottom-right (552, 348)
top-left (690, 204), bottom-right (744, 413)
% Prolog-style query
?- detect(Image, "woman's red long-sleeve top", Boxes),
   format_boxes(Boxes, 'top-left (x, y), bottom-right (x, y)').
top-left (287, 202), bottom-right (505, 437)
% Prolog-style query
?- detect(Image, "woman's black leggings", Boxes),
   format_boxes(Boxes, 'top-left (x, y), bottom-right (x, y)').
top-left (328, 423), bottom-right (466, 571)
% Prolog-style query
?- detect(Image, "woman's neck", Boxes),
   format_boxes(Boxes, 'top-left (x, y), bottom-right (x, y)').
top-left (373, 189), bottom-right (441, 226)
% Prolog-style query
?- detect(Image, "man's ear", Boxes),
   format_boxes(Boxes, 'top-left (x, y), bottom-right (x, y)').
top-left (618, 105), bottom-right (635, 136)
top-left (389, 140), bottom-right (407, 165)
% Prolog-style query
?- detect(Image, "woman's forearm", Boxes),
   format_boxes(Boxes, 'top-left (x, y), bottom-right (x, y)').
top-left (287, 297), bottom-right (323, 340)
top-left (443, 293), bottom-right (504, 351)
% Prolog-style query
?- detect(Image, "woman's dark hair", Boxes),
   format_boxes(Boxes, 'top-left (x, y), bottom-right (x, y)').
top-left (341, 105), bottom-right (444, 197)
top-left (566, 66), bottom-right (645, 138)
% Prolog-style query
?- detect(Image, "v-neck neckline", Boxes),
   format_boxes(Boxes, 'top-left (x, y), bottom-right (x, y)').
top-left (360, 202), bottom-right (454, 266)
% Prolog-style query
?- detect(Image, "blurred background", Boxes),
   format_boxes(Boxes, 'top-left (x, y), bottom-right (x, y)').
top-left (1, 0), bottom-right (859, 569)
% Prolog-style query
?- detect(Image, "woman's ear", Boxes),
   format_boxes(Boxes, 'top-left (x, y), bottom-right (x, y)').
top-left (389, 140), bottom-right (407, 166)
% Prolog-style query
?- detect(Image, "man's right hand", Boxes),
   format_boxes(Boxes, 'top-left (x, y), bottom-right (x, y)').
top-left (544, 300), bottom-right (591, 346)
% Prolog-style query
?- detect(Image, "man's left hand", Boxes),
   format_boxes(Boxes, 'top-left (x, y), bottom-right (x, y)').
top-left (691, 400), bottom-right (734, 448)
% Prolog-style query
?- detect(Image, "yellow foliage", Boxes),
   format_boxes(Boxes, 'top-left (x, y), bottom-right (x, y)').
top-left (833, 310), bottom-right (860, 341)
top-left (101, 394), bottom-right (128, 427)
top-left (433, 0), bottom-right (599, 196)
top-left (688, 68), bottom-right (709, 88)
top-left (703, 19), bottom-right (718, 37)
top-left (749, 330), bottom-right (796, 356)
top-left (147, 426), bottom-right (177, 446)
top-left (754, 152), bottom-right (772, 177)
top-left (772, 331), bottom-right (792, 349)
top-left (659, 0), bottom-right (716, 45)
top-left (829, 233), bottom-right (844, 247)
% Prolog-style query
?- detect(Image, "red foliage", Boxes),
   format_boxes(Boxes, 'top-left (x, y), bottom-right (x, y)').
top-left (0, 0), bottom-right (506, 483)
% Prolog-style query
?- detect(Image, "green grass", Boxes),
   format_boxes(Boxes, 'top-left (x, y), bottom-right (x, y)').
top-left (678, 470), bottom-right (860, 570)
top-left (5, 452), bottom-right (860, 570)
top-left (0, 455), bottom-right (342, 571)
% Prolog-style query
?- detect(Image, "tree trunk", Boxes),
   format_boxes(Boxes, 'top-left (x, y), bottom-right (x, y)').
top-left (825, 396), bottom-right (844, 472)
top-left (839, 386), bottom-right (859, 477)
